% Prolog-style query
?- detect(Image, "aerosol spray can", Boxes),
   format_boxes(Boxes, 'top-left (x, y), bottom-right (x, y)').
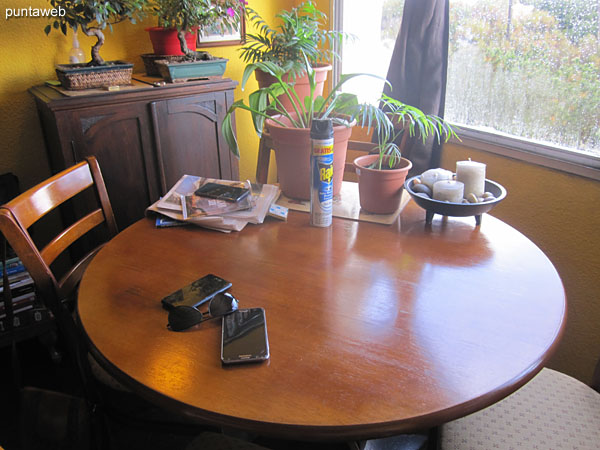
top-left (310, 119), bottom-right (334, 227)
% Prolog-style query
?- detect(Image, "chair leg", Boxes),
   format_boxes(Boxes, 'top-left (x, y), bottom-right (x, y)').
top-left (256, 136), bottom-right (272, 185)
top-left (37, 329), bottom-right (62, 364)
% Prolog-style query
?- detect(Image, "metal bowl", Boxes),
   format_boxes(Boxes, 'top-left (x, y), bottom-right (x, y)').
top-left (404, 176), bottom-right (507, 225)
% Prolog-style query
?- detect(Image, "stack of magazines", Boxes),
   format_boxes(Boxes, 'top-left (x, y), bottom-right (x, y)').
top-left (146, 175), bottom-right (280, 232)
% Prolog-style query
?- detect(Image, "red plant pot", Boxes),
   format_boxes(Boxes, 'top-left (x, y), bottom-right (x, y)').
top-left (353, 155), bottom-right (412, 214)
top-left (146, 27), bottom-right (197, 56)
top-left (255, 64), bottom-right (332, 112)
top-left (266, 113), bottom-right (355, 201)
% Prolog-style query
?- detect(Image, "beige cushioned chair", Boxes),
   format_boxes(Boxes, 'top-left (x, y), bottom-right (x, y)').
top-left (441, 364), bottom-right (600, 450)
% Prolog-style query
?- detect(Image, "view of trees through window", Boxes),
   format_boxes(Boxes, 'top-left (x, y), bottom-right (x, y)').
top-left (447, 0), bottom-right (600, 156)
top-left (341, 0), bottom-right (600, 157)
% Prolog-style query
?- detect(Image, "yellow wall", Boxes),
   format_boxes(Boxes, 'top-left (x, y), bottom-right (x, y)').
top-left (0, 0), bottom-right (292, 188)
top-left (442, 144), bottom-right (600, 384)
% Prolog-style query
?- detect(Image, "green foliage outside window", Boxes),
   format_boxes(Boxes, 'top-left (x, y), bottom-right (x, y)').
top-left (447, 0), bottom-right (600, 153)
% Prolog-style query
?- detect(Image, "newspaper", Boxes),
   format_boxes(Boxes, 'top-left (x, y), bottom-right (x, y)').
top-left (146, 175), bottom-right (280, 232)
top-left (180, 182), bottom-right (254, 219)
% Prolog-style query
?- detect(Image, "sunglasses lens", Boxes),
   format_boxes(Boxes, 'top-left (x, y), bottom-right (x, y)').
top-left (209, 292), bottom-right (239, 317)
top-left (168, 306), bottom-right (204, 331)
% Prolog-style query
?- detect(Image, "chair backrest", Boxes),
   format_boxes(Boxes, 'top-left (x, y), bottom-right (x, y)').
top-left (0, 157), bottom-right (117, 309)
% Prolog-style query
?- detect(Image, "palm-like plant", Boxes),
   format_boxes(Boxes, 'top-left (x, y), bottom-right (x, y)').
top-left (239, 1), bottom-right (348, 75)
top-left (370, 95), bottom-right (460, 170)
top-left (223, 60), bottom-right (459, 165)
top-left (222, 60), bottom-right (389, 158)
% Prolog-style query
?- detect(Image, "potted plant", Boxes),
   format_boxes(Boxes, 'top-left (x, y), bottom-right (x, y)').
top-left (222, 60), bottom-right (389, 200)
top-left (353, 95), bottom-right (459, 214)
top-left (144, 0), bottom-right (245, 80)
top-left (240, 1), bottom-right (348, 111)
top-left (45, 0), bottom-right (146, 90)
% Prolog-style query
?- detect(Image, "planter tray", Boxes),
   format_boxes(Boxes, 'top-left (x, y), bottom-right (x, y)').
top-left (155, 58), bottom-right (228, 83)
top-left (275, 181), bottom-right (411, 225)
top-left (46, 79), bottom-right (149, 97)
top-left (132, 74), bottom-right (228, 87)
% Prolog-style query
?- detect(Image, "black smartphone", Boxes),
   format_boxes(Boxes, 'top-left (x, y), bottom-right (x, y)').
top-left (221, 308), bottom-right (270, 365)
top-left (194, 183), bottom-right (250, 203)
top-left (161, 274), bottom-right (231, 310)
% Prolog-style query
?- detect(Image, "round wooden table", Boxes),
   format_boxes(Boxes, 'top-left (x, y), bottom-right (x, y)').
top-left (78, 203), bottom-right (566, 441)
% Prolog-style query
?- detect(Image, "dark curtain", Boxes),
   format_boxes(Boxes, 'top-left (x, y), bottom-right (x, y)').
top-left (381, 0), bottom-right (450, 175)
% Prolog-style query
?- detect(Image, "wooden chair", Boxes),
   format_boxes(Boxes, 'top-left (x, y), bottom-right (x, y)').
top-left (1, 157), bottom-right (274, 450)
top-left (0, 157), bottom-right (118, 313)
top-left (0, 157), bottom-right (119, 448)
top-left (440, 361), bottom-right (600, 449)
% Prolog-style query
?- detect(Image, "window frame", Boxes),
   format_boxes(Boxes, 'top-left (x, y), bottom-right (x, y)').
top-left (332, 0), bottom-right (600, 181)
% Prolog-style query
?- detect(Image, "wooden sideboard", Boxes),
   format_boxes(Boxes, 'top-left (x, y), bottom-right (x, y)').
top-left (30, 78), bottom-right (239, 230)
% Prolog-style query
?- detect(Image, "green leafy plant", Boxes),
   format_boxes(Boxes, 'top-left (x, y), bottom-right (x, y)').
top-left (240, 1), bottom-right (349, 75)
top-left (45, 0), bottom-right (146, 66)
top-left (222, 60), bottom-right (459, 165)
top-left (222, 60), bottom-right (389, 158)
top-left (149, 0), bottom-right (245, 58)
top-left (370, 95), bottom-right (460, 170)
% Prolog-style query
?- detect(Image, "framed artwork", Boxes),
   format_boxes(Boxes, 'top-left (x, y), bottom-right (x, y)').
top-left (197, 16), bottom-right (246, 48)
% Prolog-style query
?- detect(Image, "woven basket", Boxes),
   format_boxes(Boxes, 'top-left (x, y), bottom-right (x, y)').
top-left (56, 62), bottom-right (133, 90)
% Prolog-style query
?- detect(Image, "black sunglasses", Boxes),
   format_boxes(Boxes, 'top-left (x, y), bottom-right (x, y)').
top-left (167, 292), bottom-right (239, 332)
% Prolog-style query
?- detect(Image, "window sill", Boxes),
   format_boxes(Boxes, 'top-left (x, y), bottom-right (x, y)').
top-left (449, 125), bottom-right (600, 182)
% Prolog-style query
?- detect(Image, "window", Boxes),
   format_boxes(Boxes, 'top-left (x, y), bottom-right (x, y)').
top-left (335, 0), bottom-right (600, 172)
top-left (337, 0), bottom-right (404, 104)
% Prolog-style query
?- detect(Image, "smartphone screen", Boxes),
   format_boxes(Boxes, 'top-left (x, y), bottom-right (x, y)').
top-left (194, 183), bottom-right (250, 203)
top-left (221, 308), bottom-right (270, 364)
top-left (161, 274), bottom-right (231, 310)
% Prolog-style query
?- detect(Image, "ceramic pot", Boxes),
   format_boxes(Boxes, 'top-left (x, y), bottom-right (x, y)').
top-left (353, 155), bottom-right (412, 214)
top-left (146, 27), bottom-right (197, 56)
top-left (255, 64), bottom-right (332, 112)
top-left (156, 58), bottom-right (228, 82)
top-left (266, 113), bottom-right (355, 200)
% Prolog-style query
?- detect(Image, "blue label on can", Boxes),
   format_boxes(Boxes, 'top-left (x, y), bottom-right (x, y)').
top-left (314, 153), bottom-right (333, 207)
top-left (310, 139), bottom-right (334, 227)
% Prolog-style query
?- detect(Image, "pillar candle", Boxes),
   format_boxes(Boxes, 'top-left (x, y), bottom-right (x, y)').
top-left (456, 160), bottom-right (486, 197)
top-left (420, 168), bottom-right (453, 190)
top-left (433, 180), bottom-right (464, 203)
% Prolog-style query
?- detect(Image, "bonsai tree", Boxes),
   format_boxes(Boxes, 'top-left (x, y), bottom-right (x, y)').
top-left (45, 0), bottom-right (146, 66)
top-left (240, 1), bottom-right (349, 76)
top-left (149, 0), bottom-right (246, 59)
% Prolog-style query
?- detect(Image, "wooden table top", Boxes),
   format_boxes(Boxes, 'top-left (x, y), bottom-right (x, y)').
top-left (78, 202), bottom-right (566, 441)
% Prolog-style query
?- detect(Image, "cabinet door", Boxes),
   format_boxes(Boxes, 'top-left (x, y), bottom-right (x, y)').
top-left (64, 103), bottom-right (160, 230)
top-left (151, 91), bottom-right (238, 193)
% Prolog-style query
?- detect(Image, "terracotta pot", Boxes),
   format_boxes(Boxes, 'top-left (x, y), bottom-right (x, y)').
top-left (353, 155), bottom-right (413, 214)
top-left (255, 64), bottom-right (332, 112)
top-left (266, 113), bottom-right (355, 200)
top-left (146, 27), bottom-right (197, 56)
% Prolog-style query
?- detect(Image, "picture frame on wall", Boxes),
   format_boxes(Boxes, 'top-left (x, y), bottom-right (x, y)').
top-left (197, 16), bottom-right (246, 47)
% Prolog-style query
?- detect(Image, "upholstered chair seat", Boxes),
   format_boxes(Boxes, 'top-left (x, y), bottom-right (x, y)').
top-left (441, 368), bottom-right (600, 450)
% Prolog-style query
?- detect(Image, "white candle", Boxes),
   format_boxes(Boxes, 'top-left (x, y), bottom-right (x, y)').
top-left (433, 180), bottom-right (464, 203)
top-left (420, 168), bottom-right (453, 189)
top-left (456, 160), bottom-right (486, 197)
